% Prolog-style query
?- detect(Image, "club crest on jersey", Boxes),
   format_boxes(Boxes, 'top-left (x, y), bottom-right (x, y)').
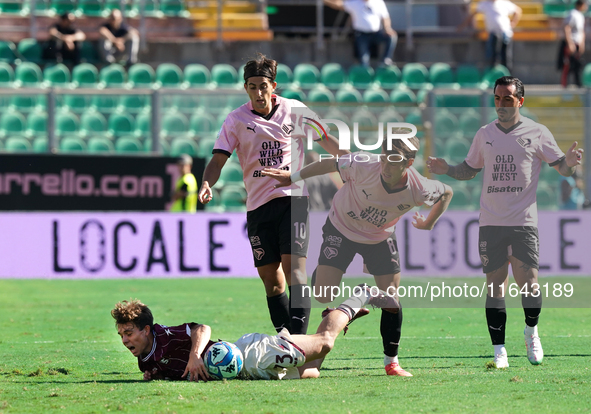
top-left (323, 246), bottom-right (338, 259)
top-left (516, 136), bottom-right (531, 148)
top-left (480, 254), bottom-right (489, 266)
top-left (327, 235), bottom-right (342, 247)
top-left (282, 123), bottom-right (295, 134)
top-left (254, 248), bottom-right (265, 261)
top-left (397, 204), bottom-right (411, 211)
top-left (250, 236), bottom-right (261, 247)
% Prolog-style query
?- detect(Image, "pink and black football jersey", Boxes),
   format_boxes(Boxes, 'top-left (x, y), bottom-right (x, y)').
top-left (214, 95), bottom-right (330, 211)
top-left (329, 152), bottom-right (446, 243)
top-left (464, 116), bottom-right (565, 226)
top-left (137, 323), bottom-right (213, 380)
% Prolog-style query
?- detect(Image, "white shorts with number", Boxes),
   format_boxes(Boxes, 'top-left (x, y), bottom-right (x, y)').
top-left (234, 328), bottom-right (306, 380)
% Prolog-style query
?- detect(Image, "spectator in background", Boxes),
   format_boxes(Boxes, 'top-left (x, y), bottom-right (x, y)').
top-left (46, 13), bottom-right (86, 65)
top-left (170, 154), bottom-right (198, 213)
top-left (458, 0), bottom-right (522, 71)
top-left (304, 151), bottom-right (340, 211)
top-left (560, 165), bottom-right (585, 209)
top-left (559, 0), bottom-right (587, 88)
top-left (99, 9), bottom-right (139, 66)
top-left (323, 0), bottom-right (397, 67)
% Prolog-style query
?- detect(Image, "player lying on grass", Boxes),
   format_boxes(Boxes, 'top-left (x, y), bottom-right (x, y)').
top-left (112, 285), bottom-right (398, 381)
top-left (262, 135), bottom-right (453, 377)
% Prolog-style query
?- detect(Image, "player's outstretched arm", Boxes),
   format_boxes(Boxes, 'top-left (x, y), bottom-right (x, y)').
top-left (198, 153), bottom-right (229, 204)
top-left (555, 141), bottom-right (584, 177)
top-left (427, 157), bottom-right (479, 181)
top-left (412, 184), bottom-right (454, 230)
top-left (262, 158), bottom-right (338, 188)
top-left (182, 324), bottom-right (212, 382)
top-left (317, 133), bottom-right (350, 157)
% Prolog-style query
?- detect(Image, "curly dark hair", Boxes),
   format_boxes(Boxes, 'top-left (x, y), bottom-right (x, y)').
top-left (243, 52), bottom-right (277, 83)
top-left (111, 299), bottom-right (154, 331)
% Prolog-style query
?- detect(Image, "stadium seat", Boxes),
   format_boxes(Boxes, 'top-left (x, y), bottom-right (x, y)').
top-left (349, 65), bottom-right (374, 89)
top-left (32, 136), bottom-right (48, 152)
top-left (50, 0), bottom-right (76, 14)
top-left (374, 65), bottom-right (401, 89)
top-left (540, 162), bottom-right (561, 184)
top-left (458, 109), bottom-right (482, 138)
top-left (127, 63), bottom-right (155, 88)
top-left (429, 62), bottom-right (454, 85)
top-left (211, 64), bottom-right (238, 87)
top-left (170, 137), bottom-right (199, 156)
top-left (197, 136), bottom-right (216, 159)
top-left (0, 0), bottom-right (24, 14)
top-left (0, 62), bottom-right (15, 87)
top-left (0, 110), bottom-right (26, 138)
top-left (183, 64), bottom-right (212, 88)
top-left (445, 137), bottom-right (471, 164)
top-left (320, 63), bottom-right (346, 89)
top-left (4, 136), bottom-right (32, 152)
top-left (43, 63), bottom-right (71, 87)
top-left (280, 87), bottom-right (306, 102)
top-left (335, 86), bottom-right (363, 103)
top-left (172, 94), bottom-right (200, 113)
top-left (135, 112), bottom-right (151, 137)
top-left (401, 63), bottom-right (429, 89)
top-left (60, 136), bottom-right (87, 152)
top-left (15, 62), bottom-right (43, 87)
top-left (160, 0), bottom-right (188, 16)
top-left (220, 185), bottom-right (247, 212)
top-left (536, 183), bottom-right (558, 210)
top-left (227, 94), bottom-right (247, 110)
top-left (56, 111), bottom-right (80, 135)
top-left (17, 38), bottom-right (44, 64)
top-left (377, 108), bottom-right (403, 124)
top-left (161, 111), bottom-right (189, 138)
top-left (76, 0), bottom-right (105, 17)
top-left (405, 109), bottom-right (423, 137)
top-left (10, 95), bottom-right (38, 112)
top-left (293, 63), bottom-right (320, 88)
top-left (448, 184), bottom-right (472, 210)
top-left (79, 111), bottom-right (108, 138)
top-left (481, 65), bottom-right (510, 87)
top-left (72, 63), bottom-right (99, 88)
top-left (155, 63), bottom-right (183, 88)
top-left (218, 162), bottom-right (244, 185)
top-left (307, 86), bottom-right (335, 103)
top-left (0, 40), bottom-right (18, 64)
top-left (323, 107), bottom-right (348, 123)
top-left (583, 64), bottom-right (591, 87)
top-left (109, 112), bottom-right (135, 137)
top-left (63, 94), bottom-right (90, 113)
top-left (390, 87), bottom-right (417, 105)
top-left (26, 110), bottom-right (48, 138)
top-left (434, 109), bottom-right (460, 139)
top-left (80, 41), bottom-right (100, 64)
top-left (363, 87), bottom-right (389, 104)
top-left (30, 0), bottom-right (51, 15)
top-left (189, 112), bottom-right (216, 136)
top-left (115, 135), bottom-right (143, 153)
top-left (91, 94), bottom-right (120, 113)
top-left (456, 65), bottom-right (481, 87)
top-left (236, 64), bottom-right (245, 87)
top-left (275, 63), bottom-right (293, 85)
top-left (99, 64), bottom-right (127, 88)
top-left (120, 94), bottom-right (149, 114)
top-left (87, 137), bottom-right (114, 153)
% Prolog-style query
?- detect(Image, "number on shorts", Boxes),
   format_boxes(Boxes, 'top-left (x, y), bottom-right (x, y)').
top-left (294, 222), bottom-right (306, 239)
top-left (387, 238), bottom-right (397, 254)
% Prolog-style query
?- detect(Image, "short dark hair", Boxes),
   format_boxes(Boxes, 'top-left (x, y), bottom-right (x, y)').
top-left (60, 12), bottom-right (72, 20)
top-left (243, 53), bottom-right (277, 83)
top-left (575, 0), bottom-right (587, 8)
top-left (382, 129), bottom-right (420, 161)
top-left (111, 299), bottom-right (154, 331)
top-left (493, 76), bottom-right (525, 100)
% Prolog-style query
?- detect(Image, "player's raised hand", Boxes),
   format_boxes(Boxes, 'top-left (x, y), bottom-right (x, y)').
top-left (198, 182), bottom-right (213, 204)
top-left (426, 157), bottom-right (449, 175)
top-left (411, 212), bottom-right (431, 230)
top-left (261, 168), bottom-right (292, 188)
top-left (565, 141), bottom-right (584, 167)
top-left (182, 353), bottom-right (210, 382)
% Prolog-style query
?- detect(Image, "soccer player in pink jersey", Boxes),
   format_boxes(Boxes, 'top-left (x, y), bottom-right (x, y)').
top-left (112, 289), bottom-right (398, 381)
top-left (198, 54), bottom-right (346, 336)
top-left (427, 76), bottom-right (584, 368)
top-left (263, 135), bottom-right (454, 376)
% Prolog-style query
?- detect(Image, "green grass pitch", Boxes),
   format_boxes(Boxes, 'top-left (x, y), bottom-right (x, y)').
top-left (1, 278), bottom-right (590, 413)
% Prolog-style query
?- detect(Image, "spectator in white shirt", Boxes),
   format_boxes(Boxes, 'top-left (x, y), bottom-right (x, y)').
top-left (459, 0), bottom-right (522, 70)
top-left (324, 0), bottom-right (397, 67)
top-left (559, 0), bottom-right (587, 87)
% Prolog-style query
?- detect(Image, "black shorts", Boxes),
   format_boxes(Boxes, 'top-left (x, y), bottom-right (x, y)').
top-left (479, 226), bottom-right (539, 273)
top-left (246, 196), bottom-right (309, 267)
top-left (317, 218), bottom-right (401, 275)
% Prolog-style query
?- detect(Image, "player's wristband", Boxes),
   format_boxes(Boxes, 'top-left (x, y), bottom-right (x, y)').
top-left (291, 171), bottom-right (303, 183)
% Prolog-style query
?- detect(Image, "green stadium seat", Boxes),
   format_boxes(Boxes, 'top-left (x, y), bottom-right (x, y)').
top-left (220, 185), bottom-right (247, 212)
top-left (377, 108), bottom-right (403, 124)
top-left (401, 63), bottom-right (429, 89)
top-left (31, 0), bottom-right (51, 15)
top-left (10, 95), bottom-right (38, 112)
top-left (127, 63), bottom-right (155, 88)
top-left (72, 63), bottom-right (99, 87)
top-left (349, 65), bottom-right (374, 89)
top-left (0, 0), bottom-right (25, 14)
top-left (458, 109), bottom-right (482, 138)
top-left (0, 110), bottom-right (26, 138)
top-left (120, 94), bottom-right (149, 114)
top-left (227, 94), bottom-right (247, 110)
top-left (320, 63), bottom-right (346, 88)
top-left (170, 137), bottom-right (199, 156)
top-left (434, 109), bottom-right (459, 139)
top-left (218, 162), bottom-right (243, 185)
top-left (109, 112), bottom-right (135, 137)
top-left (215, 109), bottom-right (231, 130)
top-left (43, 63), bottom-right (71, 87)
top-left (307, 86), bottom-right (335, 103)
top-left (15, 62), bottom-right (43, 87)
top-left (32, 136), bottom-right (48, 152)
top-left (60, 136), bottom-right (87, 152)
top-left (293, 63), bottom-right (320, 88)
top-left (481, 65), bottom-right (510, 87)
top-left (80, 41), bottom-right (100, 64)
top-left (160, 0), bottom-right (188, 16)
top-left (115, 135), bottom-right (143, 153)
top-left (448, 183), bottom-right (472, 210)
top-left (0, 62), bottom-right (15, 86)
top-left (76, 0), bottom-right (105, 17)
top-left (79, 111), bottom-right (108, 138)
top-left (429, 62), bottom-right (454, 85)
top-left (183, 64), bottom-right (212, 88)
top-left (155, 63), bottom-right (183, 88)
top-left (416, 84), bottom-right (433, 105)
top-left (280, 87), bottom-right (306, 102)
top-left (456, 65), bottom-right (481, 87)
top-left (363, 87), bottom-right (389, 104)
top-left (446, 137), bottom-right (471, 164)
top-left (536, 183), bottom-right (558, 210)
top-left (189, 112), bottom-right (216, 136)
top-left (161, 111), bottom-right (189, 137)
top-left (87, 136), bottom-right (114, 153)
top-left (17, 38), bottom-right (44, 64)
top-left (335, 86), bottom-right (362, 103)
top-left (211, 63), bottom-right (238, 87)
top-left (91, 95), bottom-right (120, 113)
top-left (51, 0), bottom-right (76, 14)
top-left (26, 110), bottom-right (48, 138)
top-left (390, 87), bottom-right (417, 105)
top-left (135, 112), bottom-right (151, 137)
top-left (374, 65), bottom-right (401, 89)
top-left (196, 136), bottom-right (216, 159)
top-left (99, 64), bottom-right (127, 88)
top-left (583, 64), bottom-right (591, 87)
top-left (0, 40), bottom-right (18, 63)
top-left (172, 94), bottom-right (200, 113)
top-left (4, 136), bottom-right (32, 152)
top-left (276, 63), bottom-right (293, 85)
top-left (405, 109), bottom-right (423, 135)
top-left (56, 111), bottom-right (80, 135)
top-left (63, 94), bottom-right (90, 113)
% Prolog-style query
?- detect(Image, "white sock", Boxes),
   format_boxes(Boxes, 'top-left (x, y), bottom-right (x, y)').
top-left (384, 355), bottom-right (399, 365)
top-left (494, 344), bottom-right (506, 356)
top-left (524, 325), bottom-right (538, 337)
top-left (339, 286), bottom-right (371, 314)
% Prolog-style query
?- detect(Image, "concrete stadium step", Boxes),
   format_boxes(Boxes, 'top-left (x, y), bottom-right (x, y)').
top-left (192, 12), bottom-right (268, 29)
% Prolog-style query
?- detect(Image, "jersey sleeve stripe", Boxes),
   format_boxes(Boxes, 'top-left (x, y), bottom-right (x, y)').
top-left (549, 155), bottom-right (565, 167)
top-left (212, 149), bottom-right (232, 157)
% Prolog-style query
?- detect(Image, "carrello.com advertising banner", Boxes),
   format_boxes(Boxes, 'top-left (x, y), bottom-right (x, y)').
top-left (0, 211), bottom-right (588, 278)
